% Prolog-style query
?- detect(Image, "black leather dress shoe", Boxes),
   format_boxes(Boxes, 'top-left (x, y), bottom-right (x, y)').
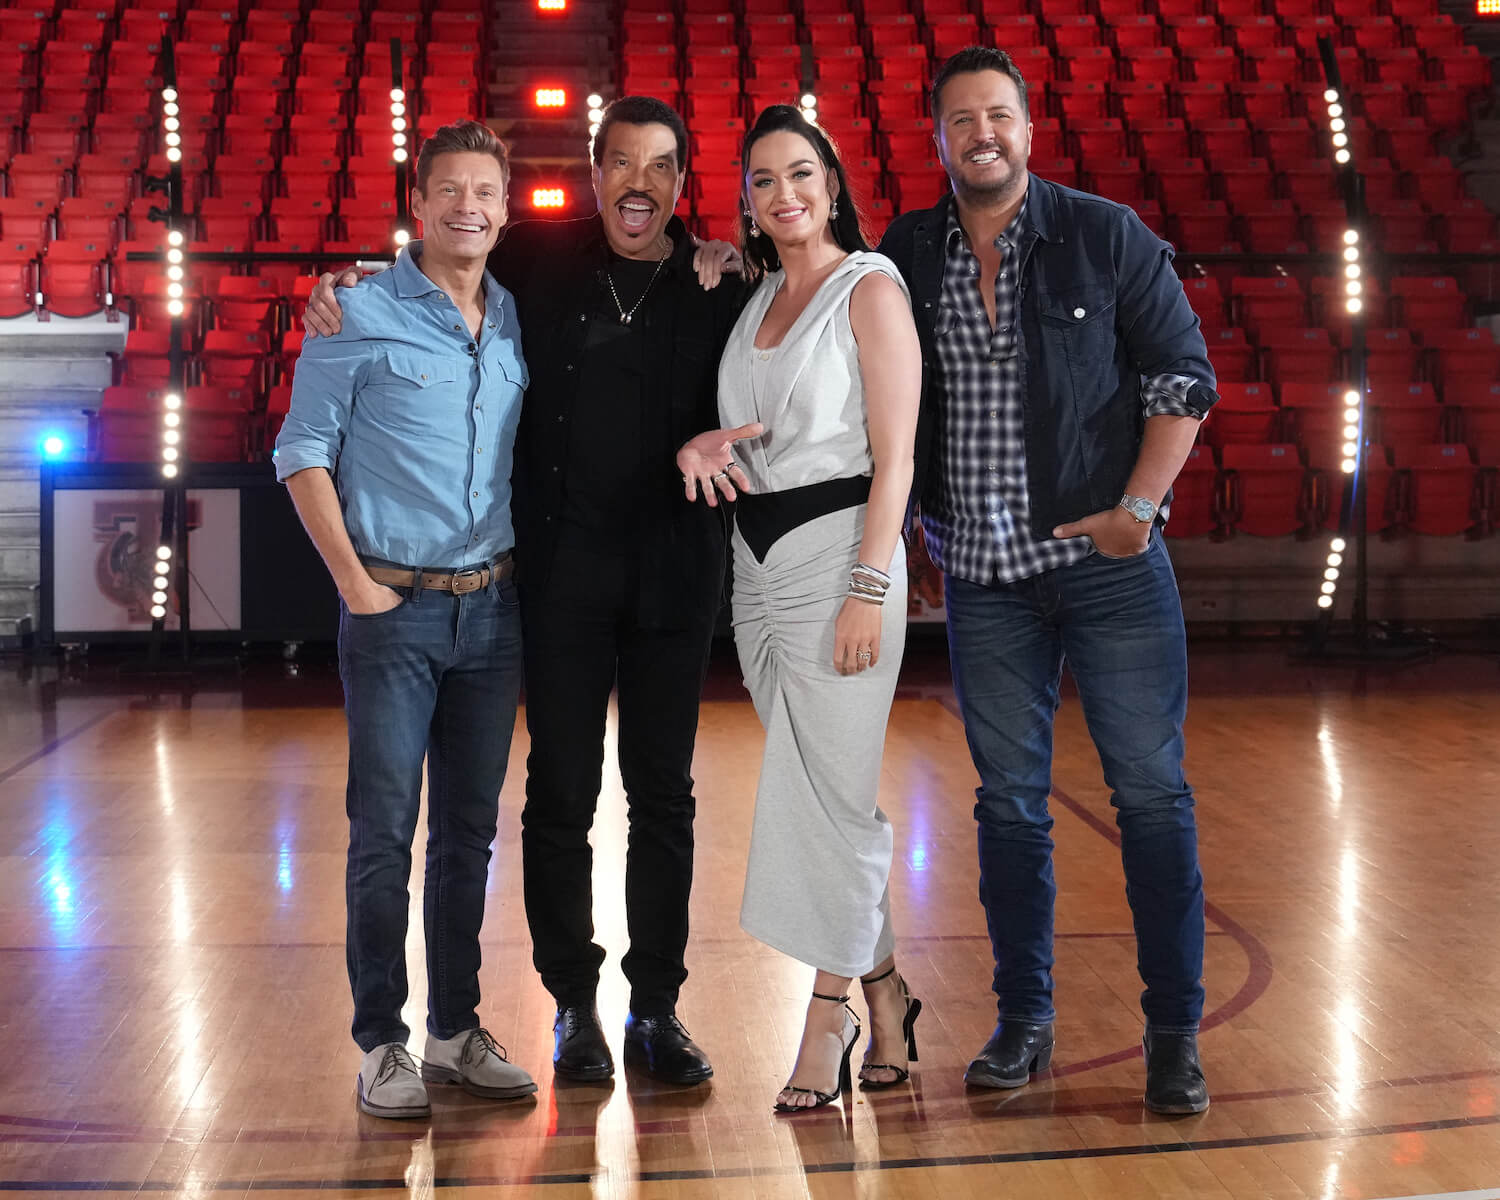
top-left (623, 1013), bottom-right (714, 1085)
top-left (553, 1005), bottom-right (614, 1081)
top-left (964, 1020), bottom-right (1055, 1089)
top-left (1143, 1030), bottom-right (1209, 1114)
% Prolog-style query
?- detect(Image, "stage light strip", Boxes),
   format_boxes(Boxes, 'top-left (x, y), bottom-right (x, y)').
top-left (586, 91), bottom-right (603, 140)
top-left (160, 78), bottom-right (185, 487)
top-left (389, 86), bottom-right (411, 247)
top-left (800, 90), bottom-right (818, 124)
top-left (151, 543), bottom-right (172, 621)
top-left (1317, 78), bottom-right (1365, 613)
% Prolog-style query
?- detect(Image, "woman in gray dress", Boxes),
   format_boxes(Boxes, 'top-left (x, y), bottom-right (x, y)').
top-left (677, 106), bottom-right (923, 1112)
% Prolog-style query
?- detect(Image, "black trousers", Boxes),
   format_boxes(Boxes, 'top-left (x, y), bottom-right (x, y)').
top-left (519, 537), bottom-right (716, 1017)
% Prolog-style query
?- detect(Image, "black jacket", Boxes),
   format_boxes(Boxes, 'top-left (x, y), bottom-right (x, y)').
top-left (490, 214), bottom-right (746, 628)
top-left (878, 178), bottom-right (1219, 538)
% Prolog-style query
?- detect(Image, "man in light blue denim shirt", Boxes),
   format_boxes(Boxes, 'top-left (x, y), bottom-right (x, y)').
top-left (274, 121), bottom-right (536, 1120)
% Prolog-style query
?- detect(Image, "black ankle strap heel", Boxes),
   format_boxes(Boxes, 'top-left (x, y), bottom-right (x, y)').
top-left (858, 970), bottom-right (924, 1091)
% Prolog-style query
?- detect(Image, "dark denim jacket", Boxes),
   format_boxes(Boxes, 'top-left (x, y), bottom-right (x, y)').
top-left (879, 177), bottom-right (1220, 539)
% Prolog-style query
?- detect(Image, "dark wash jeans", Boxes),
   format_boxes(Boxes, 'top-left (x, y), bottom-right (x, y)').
top-left (519, 536), bottom-right (716, 1018)
top-left (338, 575), bottom-right (523, 1052)
top-left (944, 534), bottom-right (1206, 1033)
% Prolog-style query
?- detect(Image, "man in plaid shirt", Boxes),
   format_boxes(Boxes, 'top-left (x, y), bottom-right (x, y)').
top-left (880, 46), bottom-right (1220, 1114)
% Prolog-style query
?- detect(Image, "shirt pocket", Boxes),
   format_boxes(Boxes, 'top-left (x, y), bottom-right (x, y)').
top-left (359, 352), bottom-right (465, 432)
top-left (496, 349), bottom-right (529, 390)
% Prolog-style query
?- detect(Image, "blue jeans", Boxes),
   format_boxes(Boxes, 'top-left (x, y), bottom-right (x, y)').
top-left (338, 574), bottom-right (523, 1052)
top-left (944, 535), bottom-right (1205, 1033)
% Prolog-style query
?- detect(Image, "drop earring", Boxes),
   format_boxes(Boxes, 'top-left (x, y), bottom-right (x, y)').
top-left (746, 213), bottom-right (761, 237)
top-left (830, 200), bottom-right (840, 220)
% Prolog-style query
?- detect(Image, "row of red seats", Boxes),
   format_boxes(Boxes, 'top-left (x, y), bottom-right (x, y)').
top-left (631, 6), bottom-right (1464, 52)
top-left (647, 0), bottom-right (1445, 21)
top-left (0, 2), bottom-right (482, 46)
top-left (637, 41), bottom-right (1486, 93)
top-left (1171, 441), bottom-right (1497, 537)
top-left (91, 382), bottom-right (294, 464)
top-left (1209, 379), bottom-right (1500, 447)
top-left (629, 71), bottom-right (1478, 136)
top-left (1195, 326), bottom-right (1500, 390)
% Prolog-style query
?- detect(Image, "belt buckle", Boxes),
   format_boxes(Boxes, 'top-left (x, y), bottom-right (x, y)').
top-left (451, 567), bottom-right (484, 595)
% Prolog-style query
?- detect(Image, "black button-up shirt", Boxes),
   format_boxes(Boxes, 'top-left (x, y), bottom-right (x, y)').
top-left (489, 215), bottom-right (746, 628)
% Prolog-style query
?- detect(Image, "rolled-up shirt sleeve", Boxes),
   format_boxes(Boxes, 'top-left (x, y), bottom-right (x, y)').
top-left (272, 333), bottom-right (373, 482)
top-left (1141, 372), bottom-right (1208, 420)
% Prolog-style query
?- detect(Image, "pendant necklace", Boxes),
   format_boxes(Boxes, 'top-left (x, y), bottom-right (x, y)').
top-left (605, 240), bottom-right (670, 326)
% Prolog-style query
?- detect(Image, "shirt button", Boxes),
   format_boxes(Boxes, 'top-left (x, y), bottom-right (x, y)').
top-left (551, 465), bottom-right (559, 472)
top-left (476, 447), bottom-right (483, 454)
top-left (453, 324), bottom-right (462, 332)
top-left (472, 491), bottom-right (479, 498)
top-left (556, 414), bottom-right (564, 423)
top-left (566, 364), bottom-right (575, 372)
top-left (990, 410), bottom-right (999, 418)
top-left (488, 322), bottom-right (495, 329)
top-left (1073, 307), bottom-right (1086, 318)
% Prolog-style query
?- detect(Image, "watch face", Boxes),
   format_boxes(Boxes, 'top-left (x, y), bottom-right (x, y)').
top-left (1126, 498), bottom-right (1155, 522)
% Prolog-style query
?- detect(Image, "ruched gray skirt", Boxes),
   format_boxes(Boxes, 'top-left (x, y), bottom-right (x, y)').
top-left (732, 503), bottom-right (907, 978)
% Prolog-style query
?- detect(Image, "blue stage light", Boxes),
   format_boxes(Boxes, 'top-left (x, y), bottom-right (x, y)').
top-left (40, 433), bottom-right (67, 460)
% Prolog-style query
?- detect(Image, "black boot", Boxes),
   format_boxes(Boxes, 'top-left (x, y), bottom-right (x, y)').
top-left (553, 1005), bottom-right (614, 1081)
top-left (623, 1012), bottom-right (714, 1085)
top-left (964, 1020), bottom-right (1055, 1089)
top-left (1143, 1030), bottom-right (1209, 1114)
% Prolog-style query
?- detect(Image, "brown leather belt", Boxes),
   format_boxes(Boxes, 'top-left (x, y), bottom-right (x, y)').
top-left (365, 552), bottom-right (514, 596)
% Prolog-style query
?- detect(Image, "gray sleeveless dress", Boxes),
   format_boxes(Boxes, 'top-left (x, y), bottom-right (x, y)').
top-left (719, 251), bottom-right (911, 978)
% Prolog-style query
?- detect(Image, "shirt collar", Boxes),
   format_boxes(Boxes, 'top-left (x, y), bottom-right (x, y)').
top-left (581, 212), bottom-right (695, 278)
top-left (392, 239), bottom-right (507, 319)
top-left (945, 186), bottom-right (1031, 254)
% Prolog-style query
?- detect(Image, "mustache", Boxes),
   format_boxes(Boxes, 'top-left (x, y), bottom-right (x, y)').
top-left (615, 191), bottom-right (658, 205)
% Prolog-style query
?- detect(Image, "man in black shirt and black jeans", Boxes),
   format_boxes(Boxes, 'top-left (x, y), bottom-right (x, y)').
top-left (497, 99), bottom-right (745, 1086)
top-left (306, 98), bottom-right (750, 1085)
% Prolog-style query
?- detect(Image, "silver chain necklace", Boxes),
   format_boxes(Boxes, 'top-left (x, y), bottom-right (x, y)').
top-left (605, 242), bottom-right (670, 326)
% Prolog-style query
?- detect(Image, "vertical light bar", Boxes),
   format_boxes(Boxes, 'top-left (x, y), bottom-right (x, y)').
top-left (1316, 70), bottom-right (1365, 614)
top-left (391, 85), bottom-right (410, 246)
top-left (161, 74), bottom-right (185, 485)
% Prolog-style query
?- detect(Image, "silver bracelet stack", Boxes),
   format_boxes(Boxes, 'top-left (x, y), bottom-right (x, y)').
top-left (848, 561), bottom-right (892, 605)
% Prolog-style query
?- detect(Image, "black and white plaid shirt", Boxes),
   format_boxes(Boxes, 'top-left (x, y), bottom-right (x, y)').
top-left (923, 196), bottom-right (1201, 586)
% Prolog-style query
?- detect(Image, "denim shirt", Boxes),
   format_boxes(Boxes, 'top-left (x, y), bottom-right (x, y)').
top-left (879, 178), bottom-right (1220, 543)
top-left (274, 241), bottom-right (528, 568)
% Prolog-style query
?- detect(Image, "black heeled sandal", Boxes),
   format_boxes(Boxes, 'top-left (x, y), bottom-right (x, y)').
top-left (858, 965), bottom-right (923, 1091)
top-left (773, 990), bottom-right (861, 1113)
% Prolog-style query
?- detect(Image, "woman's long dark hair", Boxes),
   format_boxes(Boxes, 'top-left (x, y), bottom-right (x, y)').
top-left (738, 105), bottom-right (870, 282)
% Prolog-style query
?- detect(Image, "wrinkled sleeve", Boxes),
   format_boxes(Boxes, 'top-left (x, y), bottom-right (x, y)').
top-left (1114, 207), bottom-right (1219, 420)
top-left (272, 329), bottom-right (372, 482)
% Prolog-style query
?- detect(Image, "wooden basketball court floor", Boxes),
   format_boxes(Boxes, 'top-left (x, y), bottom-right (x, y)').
top-left (1, 641), bottom-right (1498, 1199)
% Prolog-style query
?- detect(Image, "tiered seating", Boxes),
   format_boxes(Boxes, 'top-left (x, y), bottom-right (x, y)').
top-left (2, 0), bottom-right (482, 462)
top-left (624, 0), bottom-right (1491, 249)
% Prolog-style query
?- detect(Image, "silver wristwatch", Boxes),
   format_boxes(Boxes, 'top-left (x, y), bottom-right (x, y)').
top-left (1119, 494), bottom-right (1158, 524)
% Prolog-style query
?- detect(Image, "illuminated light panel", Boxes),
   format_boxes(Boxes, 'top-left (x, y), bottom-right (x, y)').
top-left (532, 187), bottom-right (566, 209)
top-left (537, 0), bottom-right (567, 10)
top-left (1479, 0), bottom-right (1500, 15)
top-left (535, 87), bottom-right (567, 108)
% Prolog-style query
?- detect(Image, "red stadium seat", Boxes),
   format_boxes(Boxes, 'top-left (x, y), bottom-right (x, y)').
top-left (1208, 382), bottom-right (1279, 446)
top-left (199, 330), bottom-right (269, 391)
top-left (1223, 443), bottom-right (1308, 535)
top-left (1394, 444), bottom-right (1479, 535)
top-left (1393, 276), bottom-right (1467, 328)
top-left (1371, 382), bottom-right (1444, 445)
top-left (41, 238), bottom-right (109, 317)
top-left (1231, 276), bottom-right (1306, 338)
top-left (1426, 328), bottom-right (1500, 401)
top-left (1261, 328), bottom-right (1338, 384)
top-left (1204, 326), bottom-right (1256, 382)
top-left (0, 239), bottom-right (40, 316)
top-left (1163, 444), bottom-right (1222, 537)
